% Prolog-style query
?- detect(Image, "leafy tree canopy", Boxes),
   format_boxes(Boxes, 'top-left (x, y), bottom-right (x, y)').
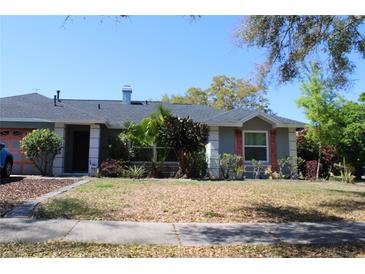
top-left (297, 63), bottom-right (365, 179)
top-left (297, 63), bottom-right (342, 147)
top-left (163, 75), bottom-right (271, 113)
top-left (236, 16), bottom-right (365, 89)
top-left (336, 98), bottom-right (365, 178)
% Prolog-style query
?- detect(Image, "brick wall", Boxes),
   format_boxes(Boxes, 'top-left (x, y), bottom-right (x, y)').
top-left (269, 129), bottom-right (278, 171)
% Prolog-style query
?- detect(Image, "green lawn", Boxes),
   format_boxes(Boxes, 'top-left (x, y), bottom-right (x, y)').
top-left (35, 179), bottom-right (365, 223)
top-left (1, 241), bottom-right (365, 258)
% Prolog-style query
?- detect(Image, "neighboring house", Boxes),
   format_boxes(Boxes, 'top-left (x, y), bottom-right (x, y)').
top-left (0, 86), bottom-right (304, 178)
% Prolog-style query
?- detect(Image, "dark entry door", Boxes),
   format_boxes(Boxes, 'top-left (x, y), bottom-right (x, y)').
top-left (72, 131), bottom-right (90, 172)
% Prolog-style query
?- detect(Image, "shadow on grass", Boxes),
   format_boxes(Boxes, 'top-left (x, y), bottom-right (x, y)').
top-left (327, 189), bottom-right (365, 198)
top-left (35, 198), bottom-right (102, 219)
top-left (320, 199), bottom-right (365, 212)
top-left (234, 203), bottom-right (343, 222)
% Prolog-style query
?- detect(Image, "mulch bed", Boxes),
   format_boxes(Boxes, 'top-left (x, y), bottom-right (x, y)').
top-left (0, 177), bottom-right (77, 216)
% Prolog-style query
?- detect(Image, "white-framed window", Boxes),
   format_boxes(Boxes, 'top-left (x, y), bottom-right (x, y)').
top-left (243, 130), bottom-right (269, 162)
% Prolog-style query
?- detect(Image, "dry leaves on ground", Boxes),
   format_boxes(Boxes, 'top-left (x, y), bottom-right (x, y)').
top-left (0, 177), bottom-right (76, 216)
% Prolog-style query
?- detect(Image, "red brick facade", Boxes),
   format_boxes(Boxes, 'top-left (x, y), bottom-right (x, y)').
top-left (235, 130), bottom-right (243, 166)
top-left (269, 129), bottom-right (278, 171)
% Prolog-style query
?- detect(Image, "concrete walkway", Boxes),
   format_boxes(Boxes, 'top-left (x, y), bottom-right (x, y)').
top-left (1, 218), bottom-right (365, 246)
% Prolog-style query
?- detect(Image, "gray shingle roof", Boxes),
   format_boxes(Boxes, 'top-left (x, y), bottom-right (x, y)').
top-left (0, 93), bottom-right (104, 123)
top-left (0, 93), bottom-right (305, 128)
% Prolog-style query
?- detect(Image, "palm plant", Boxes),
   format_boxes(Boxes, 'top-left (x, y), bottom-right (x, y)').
top-left (120, 105), bottom-right (170, 177)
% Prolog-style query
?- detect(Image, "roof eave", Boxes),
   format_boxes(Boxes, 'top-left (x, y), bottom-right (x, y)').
top-left (0, 117), bottom-right (52, 123)
top-left (273, 123), bottom-right (306, 129)
top-left (52, 119), bottom-right (106, 124)
top-left (206, 122), bottom-right (306, 128)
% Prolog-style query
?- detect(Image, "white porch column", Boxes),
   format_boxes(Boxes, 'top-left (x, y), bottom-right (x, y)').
top-left (288, 128), bottom-right (298, 176)
top-left (205, 126), bottom-right (220, 179)
top-left (288, 128), bottom-right (297, 158)
top-left (88, 124), bottom-right (101, 176)
top-left (53, 123), bottom-right (65, 176)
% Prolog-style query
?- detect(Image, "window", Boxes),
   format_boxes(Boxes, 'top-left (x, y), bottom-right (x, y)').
top-left (244, 131), bottom-right (268, 162)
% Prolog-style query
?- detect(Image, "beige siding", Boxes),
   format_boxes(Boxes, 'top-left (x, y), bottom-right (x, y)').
top-left (88, 124), bottom-right (100, 176)
top-left (242, 117), bottom-right (273, 130)
top-left (53, 123), bottom-right (65, 176)
top-left (206, 126), bottom-right (220, 178)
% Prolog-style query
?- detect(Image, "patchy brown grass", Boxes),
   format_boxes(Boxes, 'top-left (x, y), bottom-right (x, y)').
top-left (0, 176), bottom-right (76, 216)
top-left (1, 241), bottom-right (365, 258)
top-left (35, 179), bottom-right (365, 223)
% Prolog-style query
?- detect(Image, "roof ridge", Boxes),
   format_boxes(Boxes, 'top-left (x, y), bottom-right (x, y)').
top-left (0, 92), bottom-right (47, 99)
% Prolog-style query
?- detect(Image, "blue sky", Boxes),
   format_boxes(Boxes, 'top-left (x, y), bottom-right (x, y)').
top-left (1, 16), bottom-right (364, 122)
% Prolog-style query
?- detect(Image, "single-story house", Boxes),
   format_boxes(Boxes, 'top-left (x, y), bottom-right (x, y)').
top-left (0, 86), bottom-right (305, 178)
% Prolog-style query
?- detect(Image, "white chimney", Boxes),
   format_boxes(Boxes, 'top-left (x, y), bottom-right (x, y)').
top-left (122, 85), bottom-right (132, 104)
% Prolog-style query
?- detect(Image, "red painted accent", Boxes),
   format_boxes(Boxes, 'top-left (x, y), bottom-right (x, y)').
top-left (269, 129), bottom-right (278, 171)
top-left (235, 130), bottom-right (243, 166)
top-left (235, 130), bottom-right (243, 157)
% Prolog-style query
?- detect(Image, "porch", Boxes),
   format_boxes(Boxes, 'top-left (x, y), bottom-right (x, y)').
top-left (53, 123), bottom-right (100, 176)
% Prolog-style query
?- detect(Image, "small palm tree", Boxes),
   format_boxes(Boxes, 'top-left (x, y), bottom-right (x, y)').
top-left (120, 105), bottom-right (170, 177)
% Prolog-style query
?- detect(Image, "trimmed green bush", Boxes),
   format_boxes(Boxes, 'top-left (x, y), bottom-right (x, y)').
top-left (219, 153), bottom-right (244, 180)
top-left (20, 129), bottom-right (62, 176)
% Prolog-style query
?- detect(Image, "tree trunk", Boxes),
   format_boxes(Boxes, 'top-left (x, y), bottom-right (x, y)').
top-left (176, 149), bottom-right (189, 178)
top-left (150, 144), bottom-right (159, 178)
top-left (316, 144), bottom-right (321, 180)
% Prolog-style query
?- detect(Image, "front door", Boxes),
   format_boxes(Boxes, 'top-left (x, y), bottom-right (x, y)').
top-left (72, 131), bottom-right (90, 172)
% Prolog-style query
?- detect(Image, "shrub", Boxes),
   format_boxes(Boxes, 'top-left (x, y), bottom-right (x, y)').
top-left (297, 130), bottom-right (339, 178)
top-left (251, 159), bottom-right (265, 179)
top-left (279, 156), bottom-right (305, 179)
top-left (127, 165), bottom-right (145, 179)
top-left (158, 115), bottom-right (208, 178)
top-left (306, 160), bottom-right (318, 181)
top-left (335, 158), bottom-right (355, 184)
top-left (99, 159), bottom-right (126, 177)
top-left (219, 153), bottom-right (244, 180)
top-left (20, 129), bottom-right (62, 176)
top-left (189, 150), bottom-right (208, 179)
top-left (296, 157), bottom-right (306, 178)
top-left (265, 165), bottom-right (280, 180)
top-left (277, 157), bottom-right (289, 179)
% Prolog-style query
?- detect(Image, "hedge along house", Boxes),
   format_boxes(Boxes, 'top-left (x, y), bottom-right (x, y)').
top-left (0, 86), bottom-right (304, 178)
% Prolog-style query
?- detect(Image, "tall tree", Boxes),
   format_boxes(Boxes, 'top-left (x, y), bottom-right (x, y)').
top-left (163, 75), bottom-right (271, 112)
top-left (297, 63), bottom-right (341, 179)
top-left (162, 88), bottom-right (208, 105)
top-left (236, 16), bottom-right (365, 89)
top-left (336, 96), bottom-right (365, 179)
